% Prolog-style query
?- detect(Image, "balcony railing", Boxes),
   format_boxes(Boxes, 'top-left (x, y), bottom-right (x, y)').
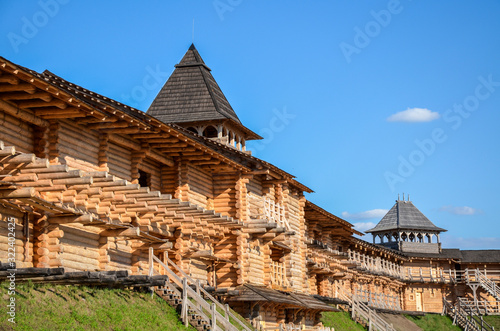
top-left (271, 260), bottom-right (290, 288)
top-left (346, 249), bottom-right (404, 280)
top-left (355, 289), bottom-right (401, 311)
top-left (247, 194), bottom-right (290, 230)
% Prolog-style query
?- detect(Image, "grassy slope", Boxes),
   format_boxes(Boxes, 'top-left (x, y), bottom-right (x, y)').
top-left (405, 314), bottom-right (461, 331)
top-left (321, 311), bottom-right (366, 331)
top-left (0, 282), bottom-right (196, 331)
top-left (482, 315), bottom-right (500, 330)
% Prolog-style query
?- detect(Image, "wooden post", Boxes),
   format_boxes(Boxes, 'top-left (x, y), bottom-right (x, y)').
top-left (211, 302), bottom-right (216, 330)
top-left (182, 277), bottom-right (188, 326)
top-left (148, 247), bottom-right (153, 276)
top-left (225, 303), bottom-right (230, 321)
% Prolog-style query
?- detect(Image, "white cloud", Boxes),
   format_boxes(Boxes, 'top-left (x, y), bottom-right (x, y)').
top-left (387, 108), bottom-right (440, 123)
top-left (341, 209), bottom-right (388, 220)
top-left (439, 205), bottom-right (483, 216)
top-left (353, 222), bottom-right (377, 233)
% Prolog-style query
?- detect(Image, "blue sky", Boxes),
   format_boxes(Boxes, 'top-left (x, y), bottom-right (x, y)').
top-left (1, 1), bottom-right (499, 249)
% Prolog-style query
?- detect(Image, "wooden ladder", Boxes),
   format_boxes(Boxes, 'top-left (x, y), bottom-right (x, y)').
top-left (149, 248), bottom-right (253, 331)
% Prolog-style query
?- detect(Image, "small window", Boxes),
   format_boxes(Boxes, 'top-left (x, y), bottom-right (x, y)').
top-left (203, 126), bottom-right (218, 138)
top-left (409, 294), bottom-right (414, 301)
top-left (138, 170), bottom-right (150, 188)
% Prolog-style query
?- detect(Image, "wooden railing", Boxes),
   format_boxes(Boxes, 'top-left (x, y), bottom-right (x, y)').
top-left (351, 295), bottom-right (396, 331)
top-left (248, 194), bottom-right (290, 230)
top-left (346, 249), bottom-right (500, 286)
top-left (336, 284), bottom-right (396, 331)
top-left (465, 268), bottom-right (500, 301)
top-left (442, 297), bottom-right (495, 331)
top-left (458, 297), bottom-right (500, 316)
top-left (149, 248), bottom-right (253, 331)
top-left (271, 260), bottom-right (290, 288)
top-left (355, 289), bottom-right (401, 311)
top-left (346, 250), bottom-right (404, 280)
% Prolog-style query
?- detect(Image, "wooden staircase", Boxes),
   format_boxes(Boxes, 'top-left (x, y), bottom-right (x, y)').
top-left (466, 269), bottom-right (500, 302)
top-left (149, 248), bottom-right (253, 331)
top-left (442, 297), bottom-right (495, 331)
top-left (336, 285), bottom-right (396, 331)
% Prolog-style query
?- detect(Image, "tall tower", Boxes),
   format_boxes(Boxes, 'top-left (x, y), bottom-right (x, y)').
top-left (147, 44), bottom-right (261, 153)
top-left (366, 195), bottom-right (446, 254)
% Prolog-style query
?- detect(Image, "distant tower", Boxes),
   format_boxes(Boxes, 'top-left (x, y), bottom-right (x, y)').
top-left (147, 44), bottom-right (262, 153)
top-left (366, 195), bottom-right (446, 254)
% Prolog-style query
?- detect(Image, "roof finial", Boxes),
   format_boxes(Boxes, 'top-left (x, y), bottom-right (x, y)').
top-left (402, 193), bottom-right (405, 201)
top-left (408, 194), bottom-right (410, 202)
top-left (398, 193), bottom-right (400, 201)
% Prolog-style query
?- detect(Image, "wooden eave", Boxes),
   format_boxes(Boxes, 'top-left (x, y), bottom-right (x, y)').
top-left (305, 200), bottom-right (362, 236)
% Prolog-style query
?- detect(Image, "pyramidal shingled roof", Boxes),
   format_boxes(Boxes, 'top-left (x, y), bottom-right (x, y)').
top-left (366, 200), bottom-right (446, 233)
top-left (147, 44), bottom-right (242, 125)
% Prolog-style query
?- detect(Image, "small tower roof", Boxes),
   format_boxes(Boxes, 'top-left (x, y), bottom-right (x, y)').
top-left (366, 199), bottom-right (446, 233)
top-left (147, 44), bottom-right (261, 140)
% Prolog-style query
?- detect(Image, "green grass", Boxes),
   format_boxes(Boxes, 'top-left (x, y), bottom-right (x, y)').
top-left (321, 311), bottom-right (366, 331)
top-left (405, 313), bottom-right (461, 331)
top-left (0, 281), bottom-right (196, 330)
top-left (483, 315), bottom-right (500, 330)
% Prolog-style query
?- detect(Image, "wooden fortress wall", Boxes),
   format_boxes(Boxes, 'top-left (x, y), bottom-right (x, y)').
top-left (0, 57), bottom-right (499, 329)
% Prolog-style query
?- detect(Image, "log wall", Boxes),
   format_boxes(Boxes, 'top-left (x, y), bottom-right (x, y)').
top-left (107, 141), bottom-right (132, 181)
top-left (58, 120), bottom-right (100, 172)
top-left (59, 224), bottom-right (100, 271)
top-left (0, 111), bottom-right (34, 153)
top-left (0, 208), bottom-right (32, 268)
top-left (213, 173), bottom-right (237, 218)
top-left (187, 164), bottom-right (213, 209)
top-left (107, 237), bottom-right (133, 272)
top-left (140, 157), bottom-right (161, 192)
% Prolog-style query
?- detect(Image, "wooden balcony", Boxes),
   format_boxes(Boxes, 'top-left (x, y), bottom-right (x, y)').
top-left (270, 260), bottom-right (290, 289)
top-left (247, 194), bottom-right (291, 231)
top-left (344, 249), bottom-right (404, 280)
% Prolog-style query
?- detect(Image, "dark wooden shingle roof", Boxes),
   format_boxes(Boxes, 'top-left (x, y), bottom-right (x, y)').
top-left (367, 200), bottom-right (446, 233)
top-left (147, 44), bottom-right (241, 124)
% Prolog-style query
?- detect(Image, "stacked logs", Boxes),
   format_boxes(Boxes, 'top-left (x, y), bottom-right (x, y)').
top-left (107, 141), bottom-right (132, 181)
top-left (47, 121), bottom-right (59, 164)
top-left (213, 173), bottom-right (237, 218)
top-left (98, 132), bottom-right (109, 171)
top-left (0, 208), bottom-right (32, 268)
top-left (58, 120), bottom-right (100, 171)
top-left (0, 112), bottom-right (34, 153)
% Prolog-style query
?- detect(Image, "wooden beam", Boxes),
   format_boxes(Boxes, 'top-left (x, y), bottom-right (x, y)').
top-left (48, 214), bottom-right (95, 224)
top-left (0, 75), bottom-right (19, 85)
top-left (1, 91), bottom-right (52, 102)
top-left (17, 99), bottom-right (67, 109)
top-left (0, 99), bottom-right (49, 127)
top-left (0, 187), bottom-right (36, 199)
top-left (100, 227), bottom-right (141, 237)
top-left (0, 83), bottom-right (36, 93)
